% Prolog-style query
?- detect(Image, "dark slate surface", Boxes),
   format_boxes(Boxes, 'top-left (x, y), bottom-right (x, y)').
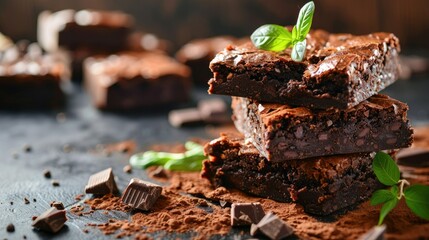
top-left (0, 77), bottom-right (428, 239)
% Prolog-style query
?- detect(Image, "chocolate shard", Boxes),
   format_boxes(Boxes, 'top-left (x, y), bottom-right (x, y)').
top-left (32, 207), bottom-right (67, 233)
top-left (231, 202), bottom-right (265, 226)
top-left (358, 225), bottom-right (386, 240)
top-left (198, 98), bottom-right (229, 124)
top-left (250, 212), bottom-right (294, 240)
top-left (50, 201), bottom-right (65, 210)
top-left (168, 108), bottom-right (204, 127)
top-left (397, 148), bottom-right (429, 167)
top-left (85, 168), bottom-right (118, 195)
top-left (121, 178), bottom-right (162, 211)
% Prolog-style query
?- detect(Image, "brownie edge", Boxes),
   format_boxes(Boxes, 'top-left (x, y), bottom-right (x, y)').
top-left (202, 134), bottom-right (382, 215)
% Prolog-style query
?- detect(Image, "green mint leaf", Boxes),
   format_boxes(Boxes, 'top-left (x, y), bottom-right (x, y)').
top-left (295, 1), bottom-right (315, 40)
top-left (164, 154), bottom-right (205, 171)
top-left (378, 197), bottom-right (398, 225)
top-left (291, 26), bottom-right (298, 43)
top-left (370, 189), bottom-right (395, 206)
top-left (291, 39), bottom-right (307, 61)
top-left (250, 24), bottom-right (292, 52)
top-left (404, 184), bottom-right (429, 220)
top-left (372, 152), bottom-right (400, 186)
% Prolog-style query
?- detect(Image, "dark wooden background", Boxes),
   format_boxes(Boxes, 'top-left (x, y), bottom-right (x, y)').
top-left (0, 0), bottom-right (428, 52)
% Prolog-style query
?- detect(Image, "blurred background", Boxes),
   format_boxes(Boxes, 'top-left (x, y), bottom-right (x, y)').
top-left (0, 0), bottom-right (428, 53)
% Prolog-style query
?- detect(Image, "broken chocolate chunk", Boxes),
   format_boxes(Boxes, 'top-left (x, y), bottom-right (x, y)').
top-left (358, 225), bottom-right (386, 240)
top-left (6, 223), bottom-right (15, 232)
top-left (168, 108), bottom-right (204, 127)
top-left (121, 178), bottom-right (162, 211)
top-left (231, 202), bottom-right (265, 226)
top-left (85, 168), bottom-right (118, 195)
top-left (250, 212), bottom-right (293, 240)
top-left (32, 207), bottom-right (67, 233)
top-left (50, 201), bottom-right (65, 210)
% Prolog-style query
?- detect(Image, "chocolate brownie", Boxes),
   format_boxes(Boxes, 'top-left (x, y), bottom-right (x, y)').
top-left (176, 36), bottom-right (236, 85)
top-left (209, 30), bottom-right (401, 109)
top-left (232, 94), bottom-right (413, 162)
top-left (38, 9), bottom-right (134, 52)
top-left (0, 42), bottom-right (70, 109)
top-left (202, 134), bottom-right (381, 215)
top-left (84, 52), bottom-right (191, 110)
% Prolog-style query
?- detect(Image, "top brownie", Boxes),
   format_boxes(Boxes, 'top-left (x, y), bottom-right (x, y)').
top-left (209, 30), bottom-right (400, 109)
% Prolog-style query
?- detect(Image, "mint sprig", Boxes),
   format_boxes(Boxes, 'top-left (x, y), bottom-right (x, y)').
top-left (129, 141), bottom-right (205, 172)
top-left (250, 1), bottom-right (315, 61)
top-left (371, 152), bottom-right (429, 225)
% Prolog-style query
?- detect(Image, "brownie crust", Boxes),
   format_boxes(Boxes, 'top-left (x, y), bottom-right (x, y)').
top-left (209, 30), bottom-right (400, 110)
top-left (232, 94), bottom-right (413, 162)
top-left (202, 135), bottom-right (381, 215)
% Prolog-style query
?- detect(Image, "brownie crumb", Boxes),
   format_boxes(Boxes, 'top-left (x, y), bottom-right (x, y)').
top-left (6, 223), bottom-right (15, 232)
top-left (23, 145), bottom-right (32, 152)
top-left (43, 170), bottom-right (51, 179)
top-left (10, 202), bottom-right (13, 205)
top-left (23, 235), bottom-right (27, 239)
top-left (50, 201), bottom-right (65, 210)
top-left (51, 180), bottom-right (60, 187)
top-left (31, 216), bottom-right (37, 221)
top-left (24, 198), bottom-right (30, 204)
top-left (33, 199), bottom-right (36, 202)
top-left (123, 165), bottom-right (132, 174)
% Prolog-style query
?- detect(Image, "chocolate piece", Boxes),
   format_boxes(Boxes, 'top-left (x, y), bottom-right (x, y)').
top-left (169, 108), bottom-right (204, 127)
top-left (358, 225), bottom-right (386, 240)
top-left (202, 135), bottom-right (382, 215)
top-left (38, 10), bottom-right (133, 52)
top-left (51, 180), bottom-right (60, 187)
top-left (32, 207), bottom-right (67, 233)
top-left (121, 178), bottom-right (162, 211)
top-left (232, 94), bottom-right (413, 162)
top-left (209, 30), bottom-right (400, 110)
top-left (24, 197), bottom-right (30, 204)
top-left (198, 98), bottom-right (230, 124)
top-left (250, 212), bottom-right (293, 240)
top-left (50, 201), bottom-right (65, 210)
top-left (0, 42), bottom-right (70, 109)
top-left (176, 36), bottom-right (236, 84)
top-left (6, 223), bottom-right (15, 232)
top-left (123, 165), bottom-right (132, 174)
top-left (396, 148), bottom-right (429, 167)
top-left (231, 202), bottom-right (265, 226)
top-left (43, 169), bottom-right (51, 179)
top-left (85, 168), bottom-right (118, 195)
top-left (84, 52), bottom-right (191, 110)
top-left (149, 166), bottom-right (168, 179)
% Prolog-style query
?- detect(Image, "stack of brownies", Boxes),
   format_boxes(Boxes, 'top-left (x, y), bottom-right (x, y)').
top-left (202, 30), bottom-right (414, 215)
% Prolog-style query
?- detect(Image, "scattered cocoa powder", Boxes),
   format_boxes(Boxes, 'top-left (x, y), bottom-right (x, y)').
top-left (103, 140), bottom-right (137, 155)
top-left (84, 194), bottom-right (131, 212)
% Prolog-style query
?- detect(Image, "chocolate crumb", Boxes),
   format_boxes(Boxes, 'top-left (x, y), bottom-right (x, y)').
top-left (23, 144), bottom-right (32, 152)
top-left (33, 199), bottom-right (36, 202)
top-left (6, 223), bottom-right (15, 232)
top-left (75, 194), bottom-right (84, 201)
top-left (123, 165), bottom-right (132, 174)
top-left (51, 180), bottom-right (60, 187)
top-left (31, 216), bottom-right (37, 221)
top-left (24, 198), bottom-right (30, 204)
top-left (43, 170), bottom-right (51, 179)
top-left (50, 201), bottom-right (65, 210)
top-left (23, 235), bottom-right (27, 239)
top-left (149, 166), bottom-right (168, 179)
top-left (10, 202), bottom-right (13, 205)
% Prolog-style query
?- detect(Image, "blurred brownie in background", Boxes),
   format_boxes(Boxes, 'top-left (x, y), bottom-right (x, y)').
top-left (38, 9), bottom-right (134, 80)
top-left (0, 41), bottom-right (70, 109)
top-left (84, 52), bottom-right (191, 110)
top-left (176, 36), bottom-right (236, 85)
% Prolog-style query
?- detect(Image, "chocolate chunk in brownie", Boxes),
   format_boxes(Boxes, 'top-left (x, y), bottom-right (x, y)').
top-left (84, 52), bottom-right (191, 110)
top-left (202, 134), bottom-right (382, 215)
top-left (0, 42), bottom-right (70, 109)
top-left (232, 94), bottom-right (413, 162)
top-left (209, 30), bottom-right (400, 110)
top-left (176, 36), bottom-right (236, 85)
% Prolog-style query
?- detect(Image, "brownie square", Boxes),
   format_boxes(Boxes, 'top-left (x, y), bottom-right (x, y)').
top-left (0, 43), bottom-right (70, 109)
top-left (209, 30), bottom-right (401, 110)
top-left (232, 94), bottom-right (413, 162)
top-left (202, 134), bottom-right (382, 215)
top-left (84, 52), bottom-right (191, 110)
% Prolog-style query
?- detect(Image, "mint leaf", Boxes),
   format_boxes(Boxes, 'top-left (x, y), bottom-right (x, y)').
top-left (291, 26), bottom-right (298, 43)
top-left (291, 39), bottom-right (307, 61)
top-left (250, 24), bottom-right (292, 52)
top-left (378, 197), bottom-right (398, 225)
top-left (404, 185), bottom-right (429, 220)
top-left (295, 1), bottom-right (315, 40)
top-left (372, 152), bottom-right (400, 186)
top-left (371, 189), bottom-right (395, 206)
